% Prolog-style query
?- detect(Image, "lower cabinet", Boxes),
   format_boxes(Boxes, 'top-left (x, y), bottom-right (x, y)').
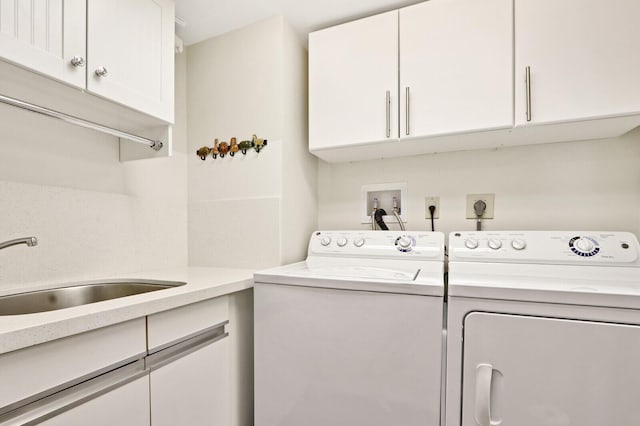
top-left (39, 373), bottom-right (150, 426)
top-left (0, 361), bottom-right (150, 426)
top-left (149, 333), bottom-right (230, 425)
top-left (0, 295), bottom-right (234, 426)
top-left (147, 296), bottom-right (231, 426)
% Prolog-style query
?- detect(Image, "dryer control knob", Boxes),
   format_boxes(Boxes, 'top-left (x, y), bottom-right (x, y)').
top-left (465, 238), bottom-right (479, 249)
top-left (488, 238), bottom-right (502, 250)
top-left (320, 236), bottom-right (332, 246)
top-left (575, 238), bottom-right (594, 253)
top-left (397, 236), bottom-right (413, 249)
top-left (511, 239), bottom-right (527, 250)
top-left (354, 238), bottom-right (365, 247)
top-left (337, 237), bottom-right (348, 247)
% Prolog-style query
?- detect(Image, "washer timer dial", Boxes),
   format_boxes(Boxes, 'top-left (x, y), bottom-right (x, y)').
top-left (395, 235), bottom-right (416, 252)
top-left (569, 236), bottom-right (600, 257)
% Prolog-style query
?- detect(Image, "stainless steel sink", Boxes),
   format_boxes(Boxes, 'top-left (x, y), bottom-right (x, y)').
top-left (0, 280), bottom-right (186, 315)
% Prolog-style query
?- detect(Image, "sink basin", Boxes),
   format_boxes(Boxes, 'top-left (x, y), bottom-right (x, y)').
top-left (0, 280), bottom-right (186, 315)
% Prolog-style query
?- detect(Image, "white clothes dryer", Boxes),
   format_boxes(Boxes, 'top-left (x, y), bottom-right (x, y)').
top-left (254, 230), bottom-right (445, 426)
top-left (445, 231), bottom-right (640, 426)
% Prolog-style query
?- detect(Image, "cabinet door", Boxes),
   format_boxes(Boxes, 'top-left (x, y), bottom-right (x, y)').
top-left (461, 313), bottom-right (640, 426)
top-left (399, 0), bottom-right (512, 139)
top-left (0, 0), bottom-right (86, 88)
top-left (87, 0), bottom-right (174, 122)
top-left (150, 338), bottom-right (230, 426)
top-left (309, 11), bottom-right (398, 151)
top-left (515, 0), bottom-right (640, 126)
top-left (34, 375), bottom-right (150, 426)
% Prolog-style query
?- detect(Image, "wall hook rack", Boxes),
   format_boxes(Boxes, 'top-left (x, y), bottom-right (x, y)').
top-left (196, 134), bottom-right (268, 161)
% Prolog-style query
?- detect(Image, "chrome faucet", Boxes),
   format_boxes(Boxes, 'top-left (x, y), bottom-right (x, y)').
top-left (0, 237), bottom-right (38, 251)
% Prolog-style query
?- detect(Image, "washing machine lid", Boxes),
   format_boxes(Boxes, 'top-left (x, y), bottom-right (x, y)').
top-left (254, 257), bottom-right (444, 296)
top-left (448, 231), bottom-right (640, 309)
top-left (254, 230), bottom-right (445, 296)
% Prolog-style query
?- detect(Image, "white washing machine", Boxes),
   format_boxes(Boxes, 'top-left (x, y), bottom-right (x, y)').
top-left (254, 230), bottom-right (445, 426)
top-left (445, 231), bottom-right (640, 426)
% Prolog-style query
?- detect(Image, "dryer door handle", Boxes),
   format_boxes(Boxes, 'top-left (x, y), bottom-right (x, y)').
top-left (474, 363), bottom-right (494, 426)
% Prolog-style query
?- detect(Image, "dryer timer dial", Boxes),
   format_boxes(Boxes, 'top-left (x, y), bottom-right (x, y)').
top-left (569, 236), bottom-right (600, 257)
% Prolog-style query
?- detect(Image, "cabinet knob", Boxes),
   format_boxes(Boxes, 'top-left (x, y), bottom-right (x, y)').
top-left (95, 66), bottom-right (109, 77)
top-left (70, 56), bottom-right (85, 68)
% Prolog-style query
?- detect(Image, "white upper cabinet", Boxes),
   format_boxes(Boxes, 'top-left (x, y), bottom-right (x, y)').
top-left (0, 0), bottom-right (174, 123)
top-left (515, 0), bottom-right (640, 126)
top-left (309, 0), bottom-right (513, 160)
top-left (309, 10), bottom-right (398, 151)
top-left (309, 0), bottom-right (640, 163)
top-left (399, 0), bottom-right (512, 139)
top-left (87, 0), bottom-right (175, 122)
top-left (0, 0), bottom-right (86, 88)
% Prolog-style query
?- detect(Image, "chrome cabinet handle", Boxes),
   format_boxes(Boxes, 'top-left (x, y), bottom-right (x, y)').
top-left (405, 86), bottom-right (410, 136)
top-left (525, 66), bottom-right (532, 122)
top-left (95, 66), bottom-right (108, 77)
top-left (474, 364), bottom-right (494, 426)
top-left (70, 56), bottom-right (85, 68)
top-left (386, 90), bottom-right (391, 138)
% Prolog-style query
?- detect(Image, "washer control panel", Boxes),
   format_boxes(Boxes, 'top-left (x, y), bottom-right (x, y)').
top-left (449, 231), bottom-right (640, 266)
top-left (309, 230), bottom-right (444, 261)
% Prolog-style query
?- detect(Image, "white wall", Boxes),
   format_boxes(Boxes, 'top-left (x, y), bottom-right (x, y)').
top-left (187, 16), bottom-right (317, 270)
top-left (0, 53), bottom-right (189, 290)
top-left (281, 22), bottom-right (318, 264)
top-left (186, 16), bottom-right (317, 426)
top-left (318, 128), bottom-right (640, 237)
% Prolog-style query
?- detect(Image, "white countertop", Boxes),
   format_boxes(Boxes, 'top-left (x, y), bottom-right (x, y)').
top-left (0, 267), bottom-right (254, 355)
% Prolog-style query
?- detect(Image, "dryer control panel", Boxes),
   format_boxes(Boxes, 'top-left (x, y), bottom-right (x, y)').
top-left (449, 231), bottom-right (640, 266)
top-left (309, 230), bottom-right (445, 261)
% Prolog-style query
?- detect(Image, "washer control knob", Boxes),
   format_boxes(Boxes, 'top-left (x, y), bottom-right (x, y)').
top-left (337, 237), bottom-right (348, 247)
top-left (354, 238), bottom-right (365, 247)
top-left (511, 239), bottom-right (527, 250)
top-left (575, 238), bottom-right (594, 253)
top-left (320, 236), bottom-right (332, 246)
top-left (465, 238), bottom-right (479, 249)
top-left (397, 236), bottom-right (413, 249)
top-left (488, 238), bottom-right (502, 250)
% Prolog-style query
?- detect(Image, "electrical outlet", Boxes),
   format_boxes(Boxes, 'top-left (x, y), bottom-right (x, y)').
top-left (424, 196), bottom-right (439, 219)
top-left (466, 194), bottom-right (495, 219)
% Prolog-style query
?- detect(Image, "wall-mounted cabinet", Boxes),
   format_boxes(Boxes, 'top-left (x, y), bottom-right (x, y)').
top-left (309, 0), bottom-right (640, 163)
top-left (87, 0), bottom-right (174, 122)
top-left (514, 0), bottom-right (640, 126)
top-left (0, 0), bottom-right (86, 89)
top-left (0, 0), bottom-right (175, 161)
top-left (399, 0), bottom-right (512, 140)
top-left (309, 0), bottom-right (512, 157)
top-left (0, 0), bottom-right (174, 123)
top-left (308, 10), bottom-right (398, 150)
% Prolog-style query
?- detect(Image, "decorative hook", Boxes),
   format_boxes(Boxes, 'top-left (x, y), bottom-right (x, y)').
top-left (252, 134), bottom-right (268, 153)
top-left (218, 140), bottom-right (229, 158)
top-left (229, 137), bottom-right (238, 157)
top-left (196, 146), bottom-right (211, 161)
top-left (238, 140), bottom-right (253, 155)
top-left (211, 138), bottom-right (219, 159)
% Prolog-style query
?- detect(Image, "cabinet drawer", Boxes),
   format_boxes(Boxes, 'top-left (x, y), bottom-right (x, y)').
top-left (147, 296), bottom-right (229, 352)
top-left (0, 318), bottom-right (146, 413)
